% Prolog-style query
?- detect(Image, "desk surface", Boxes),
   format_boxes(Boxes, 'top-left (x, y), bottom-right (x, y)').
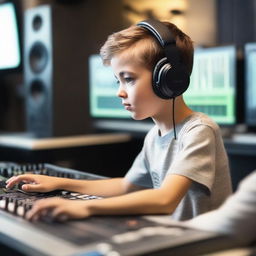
top-left (0, 211), bottom-right (232, 256)
top-left (0, 133), bottom-right (131, 150)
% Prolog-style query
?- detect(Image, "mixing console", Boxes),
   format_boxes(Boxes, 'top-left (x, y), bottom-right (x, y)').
top-left (0, 163), bottom-right (102, 221)
top-left (0, 162), bottom-right (103, 179)
top-left (0, 162), bottom-right (103, 223)
top-left (0, 162), bottom-right (235, 256)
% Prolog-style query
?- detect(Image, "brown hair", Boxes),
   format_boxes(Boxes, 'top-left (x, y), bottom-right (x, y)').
top-left (100, 21), bottom-right (194, 75)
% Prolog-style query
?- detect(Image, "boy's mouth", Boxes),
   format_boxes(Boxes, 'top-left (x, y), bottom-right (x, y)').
top-left (123, 103), bottom-right (132, 111)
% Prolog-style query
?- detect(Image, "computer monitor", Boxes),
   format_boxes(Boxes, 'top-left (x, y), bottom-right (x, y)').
top-left (244, 43), bottom-right (256, 128)
top-left (89, 54), bottom-right (130, 119)
top-left (183, 46), bottom-right (237, 125)
top-left (0, 2), bottom-right (21, 73)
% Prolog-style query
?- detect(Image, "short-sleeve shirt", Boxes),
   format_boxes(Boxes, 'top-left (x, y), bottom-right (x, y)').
top-left (125, 112), bottom-right (232, 220)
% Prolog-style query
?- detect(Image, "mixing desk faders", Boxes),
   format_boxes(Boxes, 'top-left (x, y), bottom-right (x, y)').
top-left (0, 162), bottom-right (235, 256)
top-left (0, 163), bottom-right (103, 220)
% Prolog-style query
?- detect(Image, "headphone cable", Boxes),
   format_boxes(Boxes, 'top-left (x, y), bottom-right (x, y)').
top-left (172, 97), bottom-right (177, 140)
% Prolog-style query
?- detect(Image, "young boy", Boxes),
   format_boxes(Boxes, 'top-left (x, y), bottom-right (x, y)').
top-left (6, 19), bottom-right (232, 222)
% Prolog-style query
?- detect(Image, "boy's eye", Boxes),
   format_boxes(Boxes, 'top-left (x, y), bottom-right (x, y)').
top-left (124, 77), bottom-right (134, 83)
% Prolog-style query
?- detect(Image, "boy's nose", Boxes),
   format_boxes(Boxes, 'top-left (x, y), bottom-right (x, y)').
top-left (117, 87), bottom-right (127, 98)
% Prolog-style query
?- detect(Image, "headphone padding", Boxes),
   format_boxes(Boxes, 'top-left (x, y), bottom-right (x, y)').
top-left (153, 57), bottom-right (190, 99)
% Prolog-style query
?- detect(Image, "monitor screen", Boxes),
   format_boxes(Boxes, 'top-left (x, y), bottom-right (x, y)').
top-left (183, 46), bottom-right (237, 125)
top-left (245, 43), bottom-right (256, 127)
top-left (0, 2), bottom-right (21, 71)
top-left (89, 54), bottom-right (131, 119)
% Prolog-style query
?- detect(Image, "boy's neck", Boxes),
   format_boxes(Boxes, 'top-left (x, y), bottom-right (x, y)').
top-left (154, 97), bottom-right (194, 137)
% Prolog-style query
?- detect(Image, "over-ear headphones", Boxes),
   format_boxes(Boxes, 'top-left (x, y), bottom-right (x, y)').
top-left (137, 19), bottom-right (190, 99)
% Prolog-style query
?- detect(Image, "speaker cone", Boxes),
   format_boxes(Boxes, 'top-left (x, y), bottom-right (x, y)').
top-left (29, 41), bottom-right (48, 73)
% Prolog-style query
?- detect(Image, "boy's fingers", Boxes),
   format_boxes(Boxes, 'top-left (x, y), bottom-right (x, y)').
top-left (26, 208), bottom-right (39, 220)
top-left (26, 201), bottom-right (47, 220)
top-left (5, 176), bottom-right (20, 188)
top-left (22, 183), bottom-right (47, 192)
top-left (26, 198), bottom-right (59, 220)
top-left (21, 184), bottom-right (37, 191)
top-left (6, 177), bottom-right (21, 188)
top-left (5, 176), bottom-right (17, 183)
top-left (6, 175), bottom-right (36, 189)
top-left (51, 206), bottom-right (68, 220)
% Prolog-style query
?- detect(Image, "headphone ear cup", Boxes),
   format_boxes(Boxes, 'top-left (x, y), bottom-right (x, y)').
top-left (153, 57), bottom-right (190, 99)
top-left (152, 58), bottom-right (172, 99)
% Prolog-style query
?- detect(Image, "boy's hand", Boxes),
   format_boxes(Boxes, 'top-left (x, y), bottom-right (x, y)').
top-left (26, 198), bottom-right (91, 221)
top-left (5, 174), bottom-right (62, 193)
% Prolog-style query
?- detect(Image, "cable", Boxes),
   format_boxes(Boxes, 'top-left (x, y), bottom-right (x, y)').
top-left (172, 97), bottom-right (177, 140)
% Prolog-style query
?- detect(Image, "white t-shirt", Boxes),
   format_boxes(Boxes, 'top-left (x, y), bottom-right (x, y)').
top-left (125, 112), bottom-right (232, 220)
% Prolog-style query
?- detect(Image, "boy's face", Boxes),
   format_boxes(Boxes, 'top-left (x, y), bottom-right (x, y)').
top-left (110, 50), bottom-right (167, 121)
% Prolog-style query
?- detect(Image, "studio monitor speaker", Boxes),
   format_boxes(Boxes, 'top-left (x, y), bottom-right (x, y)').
top-left (24, 4), bottom-right (89, 137)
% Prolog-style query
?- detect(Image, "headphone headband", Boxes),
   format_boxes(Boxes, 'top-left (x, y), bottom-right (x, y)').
top-left (137, 20), bottom-right (180, 70)
top-left (137, 20), bottom-right (176, 47)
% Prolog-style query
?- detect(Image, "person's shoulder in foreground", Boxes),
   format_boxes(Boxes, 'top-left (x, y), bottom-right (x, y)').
top-left (186, 170), bottom-right (256, 246)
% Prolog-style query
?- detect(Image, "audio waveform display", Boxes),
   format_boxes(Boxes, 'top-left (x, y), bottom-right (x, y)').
top-left (184, 46), bottom-right (236, 125)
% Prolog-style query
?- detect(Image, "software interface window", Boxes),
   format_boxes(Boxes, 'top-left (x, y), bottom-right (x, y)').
top-left (183, 46), bottom-right (236, 125)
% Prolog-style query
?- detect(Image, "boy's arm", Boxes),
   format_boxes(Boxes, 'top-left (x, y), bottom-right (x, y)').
top-left (58, 177), bottom-right (145, 197)
top-left (26, 174), bottom-right (192, 220)
top-left (85, 174), bottom-right (192, 216)
top-left (11, 174), bottom-right (192, 220)
top-left (6, 174), bottom-right (144, 197)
